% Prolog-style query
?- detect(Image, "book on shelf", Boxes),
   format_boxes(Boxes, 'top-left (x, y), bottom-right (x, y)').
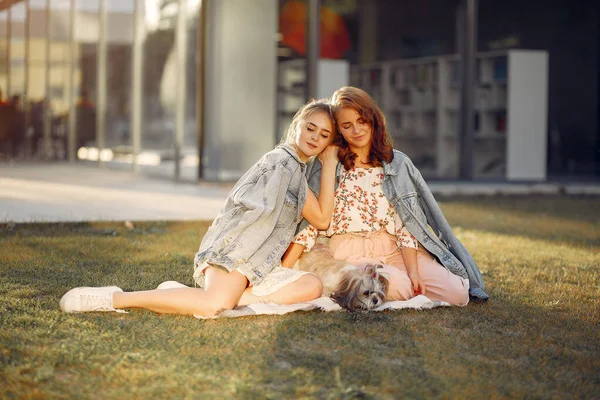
top-left (495, 111), bottom-right (506, 133)
top-left (493, 58), bottom-right (507, 82)
top-left (450, 61), bottom-right (461, 86)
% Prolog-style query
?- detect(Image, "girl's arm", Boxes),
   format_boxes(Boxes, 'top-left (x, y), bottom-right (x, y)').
top-left (300, 146), bottom-right (338, 230)
top-left (282, 224), bottom-right (319, 268)
top-left (281, 243), bottom-right (306, 268)
top-left (405, 156), bottom-right (486, 298)
top-left (400, 247), bottom-right (426, 295)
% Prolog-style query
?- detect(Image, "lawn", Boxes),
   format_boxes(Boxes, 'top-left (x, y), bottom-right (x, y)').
top-left (1, 196), bottom-right (599, 399)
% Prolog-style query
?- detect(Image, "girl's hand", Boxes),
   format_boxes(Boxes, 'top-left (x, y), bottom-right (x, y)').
top-left (318, 145), bottom-right (339, 168)
top-left (408, 270), bottom-right (426, 296)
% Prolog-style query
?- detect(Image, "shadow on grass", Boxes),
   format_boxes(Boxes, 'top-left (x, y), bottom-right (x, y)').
top-left (0, 221), bottom-right (174, 238)
top-left (251, 288), bottom-right (600, 398)
top-left (2, 271), bottom-right (599, 398)
top-left (2, 273), bottom-right (599, 399)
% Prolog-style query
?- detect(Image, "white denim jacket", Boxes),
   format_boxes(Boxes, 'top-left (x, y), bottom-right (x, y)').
top-left (298, 150), bottom-right (489, 301)
top-left (194, 144), bottom-right (308, 286)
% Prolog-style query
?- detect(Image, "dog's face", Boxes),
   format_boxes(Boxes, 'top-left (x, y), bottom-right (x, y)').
top-left (330, 264), bottom-right (389, 311)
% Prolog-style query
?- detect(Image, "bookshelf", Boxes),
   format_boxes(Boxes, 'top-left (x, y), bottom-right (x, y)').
top-left (353, 50), bottom-right (549, 181)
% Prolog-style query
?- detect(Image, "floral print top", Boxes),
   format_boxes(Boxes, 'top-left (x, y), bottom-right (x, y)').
top-left (294, 166), bottom-right (418, 251)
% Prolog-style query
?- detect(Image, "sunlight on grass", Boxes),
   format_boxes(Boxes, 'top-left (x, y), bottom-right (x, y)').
top-left (1, 197), bottom-right (599, 398)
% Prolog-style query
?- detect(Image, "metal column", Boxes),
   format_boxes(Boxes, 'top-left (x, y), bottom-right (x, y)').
top-left (131, 0), bottom-right (145, 173)
top-left (44, 0), bottom-right (52, 159)
top-left (96, 0), bottom-right (107, 166)
top-left (306, 0), bottom-right (320, 100)
top-left (458, 0), bottom-right (477, 180)
top-left (174, 0), bottom-right (188, 180)
top-left (67, 0), bottom-right (76, 162)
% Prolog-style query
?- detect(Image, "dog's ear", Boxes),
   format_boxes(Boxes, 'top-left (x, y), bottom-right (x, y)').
top-left (330, 290), bottom-right (351, 310)
top-left (378, 272), bottom-right (390, 293)
top-left (370, 264), bottom-right (390, 292)
top-left (330, 274), bottom-right (360, 311)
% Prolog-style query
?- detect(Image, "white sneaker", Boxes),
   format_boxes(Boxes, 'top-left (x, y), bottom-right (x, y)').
top-left (59, 286), bottom-right (127, 313)
top-left (156, 281), bottom-right (189, 290)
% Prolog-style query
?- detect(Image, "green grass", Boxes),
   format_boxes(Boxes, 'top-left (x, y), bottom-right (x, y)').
top-left (1, 196), bottom-right (599, 399)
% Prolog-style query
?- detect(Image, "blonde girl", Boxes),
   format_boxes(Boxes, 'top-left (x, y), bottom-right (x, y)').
top-left (60, 99), bottom-right (339, 318)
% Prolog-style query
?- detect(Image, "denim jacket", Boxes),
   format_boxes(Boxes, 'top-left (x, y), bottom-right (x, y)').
top-left (194, 143), bottom-right (308, 286)
top-left (299, 150), bottom-right (488, 300)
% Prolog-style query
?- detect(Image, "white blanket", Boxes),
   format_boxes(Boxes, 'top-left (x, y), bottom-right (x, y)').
top-left (198, 295), bottom-right (450, 319)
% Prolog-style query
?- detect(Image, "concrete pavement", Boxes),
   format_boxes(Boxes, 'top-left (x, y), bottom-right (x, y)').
top-left (0, 162), bottom-right (598, 223)
top-left (0, 163), bottom-right (234, 223)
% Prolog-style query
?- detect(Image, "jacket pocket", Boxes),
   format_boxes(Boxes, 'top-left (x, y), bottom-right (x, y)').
top-left (276, 190), bottom-right (299, 227)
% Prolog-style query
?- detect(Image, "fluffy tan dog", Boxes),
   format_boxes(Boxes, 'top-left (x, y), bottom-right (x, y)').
top-left (295, 243), bottom-right (390, 311)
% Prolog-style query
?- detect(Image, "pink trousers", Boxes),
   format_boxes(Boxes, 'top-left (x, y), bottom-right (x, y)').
top-left (328, 230), bottom-right (469, 306)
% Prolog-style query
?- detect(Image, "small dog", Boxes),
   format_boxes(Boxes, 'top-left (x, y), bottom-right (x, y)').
top-left (295, 243), bottom-right (390, 311)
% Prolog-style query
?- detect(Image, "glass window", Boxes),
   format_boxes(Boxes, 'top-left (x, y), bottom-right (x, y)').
top-left (141, 0), bottom-right (177, 171)
top-left (74, 0), bottom-right (99, 152)
top-left (105, 0), bottom-right (134, 150)
top-left (138, 0), bottom-right (200, 180)
top-left (184, 1), bottom-right (200, 179)
top-left (48, 0), bottom-right (71, 160)
top-left (0, 10), bottom-right (8, 101)
top-left (9, 2), bottom-right (26, 98)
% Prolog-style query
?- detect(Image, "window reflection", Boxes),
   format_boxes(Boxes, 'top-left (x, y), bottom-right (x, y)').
top-left (140, 0), bottom-right (199, 179)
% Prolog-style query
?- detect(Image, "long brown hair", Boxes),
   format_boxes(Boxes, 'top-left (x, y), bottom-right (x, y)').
top-left (330, 86), bottom-right (394, 170)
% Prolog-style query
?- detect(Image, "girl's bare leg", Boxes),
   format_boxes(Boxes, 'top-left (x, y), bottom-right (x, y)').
top-left (112, 267), bottom-right (248, 317)
top-left (237, 274), bottom-right (323, 306)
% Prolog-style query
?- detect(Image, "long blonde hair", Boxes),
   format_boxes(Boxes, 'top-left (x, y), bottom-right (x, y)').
top-left (281, 98), bottom-right (336, 149)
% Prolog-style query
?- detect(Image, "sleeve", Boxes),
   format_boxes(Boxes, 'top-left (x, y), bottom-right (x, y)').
top-left (292, 224), bottom-right (319, 251)
top-left (393, 209), bottom-right (418, 250)
top-left (231, 165), bottom-right (292, 244)
top-left (407, 159), bottom-right (487, 293)
top-left (294, 157), bottom-right (323, 235)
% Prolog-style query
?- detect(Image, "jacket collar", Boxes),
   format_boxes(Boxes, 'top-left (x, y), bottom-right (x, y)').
top-left (278, 143), bottom-right (307, 171)
top-left (383, 159), bottom-right (399, 176)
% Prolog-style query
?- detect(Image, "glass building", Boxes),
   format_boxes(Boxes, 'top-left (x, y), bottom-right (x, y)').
top-left (1, 0), bottom-right (598, 181)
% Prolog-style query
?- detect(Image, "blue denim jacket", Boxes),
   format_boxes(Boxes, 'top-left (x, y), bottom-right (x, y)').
top-left (194, 144), bottom-right (308, 286)
top-left (299, 150), bottom-right (488, 300)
